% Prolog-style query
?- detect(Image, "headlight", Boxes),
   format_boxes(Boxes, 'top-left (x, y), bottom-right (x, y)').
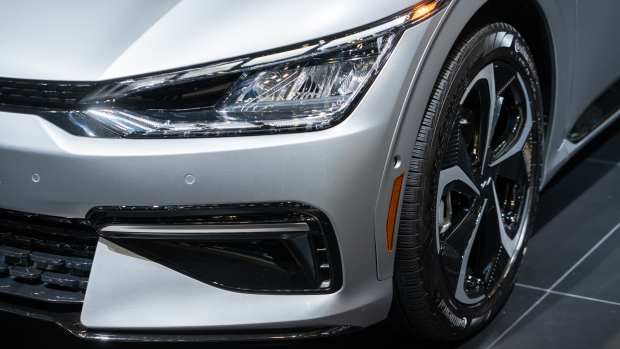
top-left (42, 0), bottom-right (446, 138)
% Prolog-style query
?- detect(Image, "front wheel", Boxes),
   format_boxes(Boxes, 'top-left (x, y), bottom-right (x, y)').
top-left (391, 22), bottom-right (544, 341)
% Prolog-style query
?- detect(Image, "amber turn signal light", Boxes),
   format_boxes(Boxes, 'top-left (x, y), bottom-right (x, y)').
top-left (386, 174), bottom-right (405, 252)
top-left (410, 0), bottom-right (441, 23)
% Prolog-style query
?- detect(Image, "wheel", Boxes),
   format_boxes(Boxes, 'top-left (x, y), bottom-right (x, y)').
top-left (391, 22), bottom-right (544, 341)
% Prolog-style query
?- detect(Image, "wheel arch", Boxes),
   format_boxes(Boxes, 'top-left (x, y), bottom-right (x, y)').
top-left (376, 0), bottom-right (556, 280)
top-left (465, 0), bottom-right (556, 128)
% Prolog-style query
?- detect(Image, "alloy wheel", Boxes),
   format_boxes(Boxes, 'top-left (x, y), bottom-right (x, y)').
top-left (435, 62), bottom-right (535, 305)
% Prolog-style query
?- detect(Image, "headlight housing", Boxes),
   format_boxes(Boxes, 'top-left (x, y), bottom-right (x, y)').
top-left (40, 0), bottom-right (446, 138)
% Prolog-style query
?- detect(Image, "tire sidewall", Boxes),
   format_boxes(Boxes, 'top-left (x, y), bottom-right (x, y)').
top-left (395, 23), bottom-right (544, 341)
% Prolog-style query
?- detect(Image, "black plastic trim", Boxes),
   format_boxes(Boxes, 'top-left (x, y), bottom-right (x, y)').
top-left (0, 209), bottom-right (97, 303)
top-left (88, 202), bottom-right (343, 294)
top-left (568, 78), bottom-right (620, 143)
top-left (0, 293), bottom-right (357, 343)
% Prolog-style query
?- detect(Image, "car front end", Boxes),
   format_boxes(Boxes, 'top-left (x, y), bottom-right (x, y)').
top-left (0, 0), bottom-right (451, 341)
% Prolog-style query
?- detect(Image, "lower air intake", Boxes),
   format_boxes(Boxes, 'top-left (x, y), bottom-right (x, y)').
top-left (0, 210), bottom-right (98, 303)
top-left (93, 203), bottom-right (342, 294)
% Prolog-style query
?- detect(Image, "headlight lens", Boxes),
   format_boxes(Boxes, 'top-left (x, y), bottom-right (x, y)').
top-left (216, 34), bottom-right (394, 128)
top-left (42, 0), bottom-right (446, 138)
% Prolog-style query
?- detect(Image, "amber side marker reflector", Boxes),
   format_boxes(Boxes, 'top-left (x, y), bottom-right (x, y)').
top-left (410, 0), bottom-right (440, 23)
top-left (386, 174), bottom-right (405, 252)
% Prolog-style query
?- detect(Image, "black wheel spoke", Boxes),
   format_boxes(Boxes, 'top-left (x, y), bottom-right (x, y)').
top-left (494, 148), bottom-right (528, 184)
top-left (494, 64), bottom-right (518, 97)
top-left (444, 112), bottom-right (480, 181)
top-left (491, 180), bottom-right (522, 258)
top-left (473, 200), bottom-right (510, 291)
top-left (443, 207), bottom-right (479, 253)
top-left (460, 64), bottom-right (499, 170)
top-left (436, 165), bottom-right (480, 253)
top-left (448, 200), bottom-right (487, 304)
top-left (488, 70), bottom-right (533, 170)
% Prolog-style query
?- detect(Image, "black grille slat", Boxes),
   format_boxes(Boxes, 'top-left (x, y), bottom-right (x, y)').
top-left (41, 271), bottom-right (87, 292)
top-left (0, 246), bottom-right (30, 266)
top-left (9, 266), bottom-right (42, 283)
top-left (0, 77), bottom-right (96, 110)
top-left (30, 252), bottom-right (65, 271)
top-left (0, 209), bottom-right (97, 303)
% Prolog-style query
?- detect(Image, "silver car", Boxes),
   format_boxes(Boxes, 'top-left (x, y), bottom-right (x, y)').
top-left (0, 0), bottom-right (619, 343)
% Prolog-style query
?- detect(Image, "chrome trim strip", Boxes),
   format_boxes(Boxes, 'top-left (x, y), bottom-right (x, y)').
top-left (240, 44), bottom-right (319, 68)
top-left (99, 222), bottom-right (310, 236)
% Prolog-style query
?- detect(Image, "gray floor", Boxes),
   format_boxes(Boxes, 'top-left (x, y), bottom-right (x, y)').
top-left (1, 124), bottom-right (619, 349)
top-left (458, 125), bottom-right (620, 349)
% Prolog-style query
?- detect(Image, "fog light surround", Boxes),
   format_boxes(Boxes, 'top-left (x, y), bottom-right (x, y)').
top-left (90, 203), bottom-right (342, 294)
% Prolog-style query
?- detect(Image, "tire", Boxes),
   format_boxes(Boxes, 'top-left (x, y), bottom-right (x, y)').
top-left (391, 22), bottom-right (544, 341)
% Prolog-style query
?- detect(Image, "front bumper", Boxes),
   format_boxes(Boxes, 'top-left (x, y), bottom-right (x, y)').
top-left (0, 109), bottom-right (395, 331)
top-left (0, 20), bottom-right (438, 338)
top-left (0, 296), bottom-right (358, 343)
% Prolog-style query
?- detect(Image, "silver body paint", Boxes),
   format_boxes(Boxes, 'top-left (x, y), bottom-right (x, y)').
top-left (0, 0), bottom-right (618, 332)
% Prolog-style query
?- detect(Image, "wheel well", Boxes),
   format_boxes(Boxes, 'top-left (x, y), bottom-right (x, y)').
top-left (459, 0), bottom-right (555, 127)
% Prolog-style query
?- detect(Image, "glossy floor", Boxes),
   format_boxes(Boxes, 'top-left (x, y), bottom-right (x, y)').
top-left (2, 124), bottom-right (619, 349)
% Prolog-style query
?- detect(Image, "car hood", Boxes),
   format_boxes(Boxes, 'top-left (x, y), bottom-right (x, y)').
top-left (0, 0), bottom-right (417, 81)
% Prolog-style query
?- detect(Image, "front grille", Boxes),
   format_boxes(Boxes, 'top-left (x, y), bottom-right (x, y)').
top-left (0, 77), bottom-right (96, 110)
top-left (0, 209), bottom-right (98, 303)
